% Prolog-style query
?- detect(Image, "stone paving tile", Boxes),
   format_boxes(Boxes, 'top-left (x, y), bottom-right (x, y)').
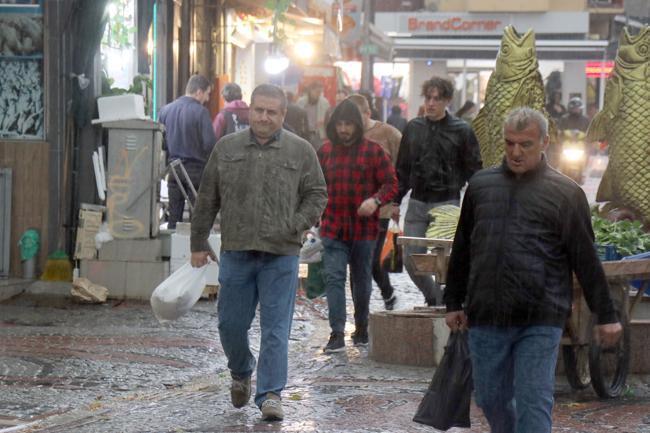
top-left (1, 273), bottom-right (650, 432)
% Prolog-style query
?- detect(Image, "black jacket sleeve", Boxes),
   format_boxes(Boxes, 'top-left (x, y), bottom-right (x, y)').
top-left (444, 184), bottom-right (475, 312)
top-left (394, 122), bottom-right (413, 204)
top-left (563, 189), bottom-right (617, 325)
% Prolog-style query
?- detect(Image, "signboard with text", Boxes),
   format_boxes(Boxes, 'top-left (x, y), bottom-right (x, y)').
top-left (376, 12), bottom-right (589, 36)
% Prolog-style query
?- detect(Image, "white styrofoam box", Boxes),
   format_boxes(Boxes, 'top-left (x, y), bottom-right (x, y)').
top-left (96, 94), bottom-right (146, 122)
top-left (170, 232), bottom-right (220, 285)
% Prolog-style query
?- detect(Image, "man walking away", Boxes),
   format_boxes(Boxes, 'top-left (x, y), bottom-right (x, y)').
top-left (213, 82), bottom-right (250, 140)
top-left (191, 84), bottom-right (327, 422)
top-left (347, 93), bottom-right (402, 310)
top-left (297, 81), bottom-right (330, 151)
top-left (158, 74), bottom-right (217, 229)
top-left (318, 99), bottom-right (397, 353)
top-left (445, 107), bottom-right (622, 433)
top-left (387, 105), bottom-right (407, 133)
top-left (394, 76), bottom-right (482, 305)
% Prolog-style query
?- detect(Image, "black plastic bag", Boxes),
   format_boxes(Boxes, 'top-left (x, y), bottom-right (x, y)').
top-left (413, 331), bottom-right (473, 430)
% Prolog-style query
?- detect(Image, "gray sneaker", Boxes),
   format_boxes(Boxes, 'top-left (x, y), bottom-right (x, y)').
top-left (230, 375), bottom-right (251, 408)
top-left (261, 393), bottom-right (284, 421)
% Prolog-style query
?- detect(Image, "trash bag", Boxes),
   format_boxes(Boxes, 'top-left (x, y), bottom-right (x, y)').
top-left (150, 262), bottom-right (208, 322)
top-left (304, 261), bottom-right (326, 299)
top-left (413, 331), bottom-right (472, 430)
top-left (18, 229), bottom-right (40, 261)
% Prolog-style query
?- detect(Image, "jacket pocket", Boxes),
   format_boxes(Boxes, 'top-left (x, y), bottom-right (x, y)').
top-left (500, 257), bottom-right (546, 313)
top-left (217, 153), bottom-right (248, 226)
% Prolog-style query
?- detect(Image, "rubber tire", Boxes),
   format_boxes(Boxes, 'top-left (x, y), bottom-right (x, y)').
top-left (563, 344), bottom-right (591, 390)
top-left (589, 301), bottom-right (630, 399)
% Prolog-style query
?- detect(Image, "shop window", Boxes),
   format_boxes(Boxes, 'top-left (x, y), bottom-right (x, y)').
top-left (0, 1), bottom-right (44, 140)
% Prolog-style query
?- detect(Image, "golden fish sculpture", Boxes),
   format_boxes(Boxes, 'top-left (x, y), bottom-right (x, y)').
top-left (473, 26), bottom-right (555, 168)
top-left (588, 26), bottom-right (650, 224)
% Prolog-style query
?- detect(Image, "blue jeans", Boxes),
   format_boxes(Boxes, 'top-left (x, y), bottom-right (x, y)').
top-left (321, 237), bottom-right (374, 333)
top-left (217, 250), bottom-right (299, 407)
top-left (469, 326), bottom-right (563, 433)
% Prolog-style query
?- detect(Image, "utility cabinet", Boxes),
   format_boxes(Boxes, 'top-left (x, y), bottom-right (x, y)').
top-left (101, 119), bottom-right (165, 239)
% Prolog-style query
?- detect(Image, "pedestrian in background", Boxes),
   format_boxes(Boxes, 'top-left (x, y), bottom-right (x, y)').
top-left (394, 76), bottom-right (482, 306)
top-left (284, 90), bottom-right (310, 141)
top-left (386, 105), bottom-right (407, 133)
top-left (213, 82), bottom-right (249, 141)
top-left (347, 93), bottom-right (402, 310)
top-left (297, 81), bottom-right (330, 150)
top-left (158, 74), bottom-right (217, 229)
top-left (190, 83), bottom-right (327, 421)
top-left (445, 107), bottom-right (622, 433)
top-left (318, 99), bottom-right (397, 353)
top-left (455, 100), bottom-right (478, 123)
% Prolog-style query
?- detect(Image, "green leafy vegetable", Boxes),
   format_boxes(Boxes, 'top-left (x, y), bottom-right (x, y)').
top-left (591, 214), bottom-right (650, 257)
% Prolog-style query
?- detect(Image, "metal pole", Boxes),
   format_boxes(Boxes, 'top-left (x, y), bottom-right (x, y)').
top-left (360, 0), bottom-right (372, 91)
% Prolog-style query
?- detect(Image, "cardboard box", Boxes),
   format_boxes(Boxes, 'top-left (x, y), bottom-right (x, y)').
top-left (74, 209), bottom-right (103, 260)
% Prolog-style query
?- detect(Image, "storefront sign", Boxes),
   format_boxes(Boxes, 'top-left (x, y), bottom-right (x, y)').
top-left (376, 12), bottom-right (589, 36)
top-left (407, 16), bottom-right (502, 33)
top-left (585, 61), bottom-right (614, 78)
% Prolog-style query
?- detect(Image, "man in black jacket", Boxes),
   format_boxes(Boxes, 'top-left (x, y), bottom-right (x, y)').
top-left (444, 107), bottom-right (622, 433)
top-left (394, 76), bottom-right (482, 305)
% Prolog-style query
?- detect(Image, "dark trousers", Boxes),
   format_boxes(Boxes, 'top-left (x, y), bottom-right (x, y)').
top-left (372, 218), bottom-right (395, 300)
top-left (167, 161), bottom-right (204, 229)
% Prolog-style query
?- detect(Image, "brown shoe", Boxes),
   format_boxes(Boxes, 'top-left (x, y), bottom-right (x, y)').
top-left (260, 393), bottom-right (284, 421)
top-left (230, 375), bottom-right (251, 408)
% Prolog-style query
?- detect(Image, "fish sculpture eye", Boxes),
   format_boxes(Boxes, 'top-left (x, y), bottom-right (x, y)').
top-left (635, 42), bottom-right (648, 57)
top-left (501, 44), bottom-right (511, 55)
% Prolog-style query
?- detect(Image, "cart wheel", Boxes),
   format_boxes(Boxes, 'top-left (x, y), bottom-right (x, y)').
top-left (563, 344), bottom-right (591, 390)
top-left (589, 301), bottom-right (630, 398)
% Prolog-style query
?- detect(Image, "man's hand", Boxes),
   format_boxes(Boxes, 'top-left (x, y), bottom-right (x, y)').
top-left (595, 322), bottom-right (623, 348)
top-left (445, 311), bottom-right (468, 332)
top-left (191, 250), bottom-right (217, 268)
top-left (358, 198), bottom-right (379, 217)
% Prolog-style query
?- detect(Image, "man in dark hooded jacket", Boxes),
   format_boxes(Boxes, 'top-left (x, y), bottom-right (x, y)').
top-left (317, 99), bottom-right (398, 353)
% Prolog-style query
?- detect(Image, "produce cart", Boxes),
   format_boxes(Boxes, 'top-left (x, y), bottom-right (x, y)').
top-left (397, 235), bottom-right (650, 399)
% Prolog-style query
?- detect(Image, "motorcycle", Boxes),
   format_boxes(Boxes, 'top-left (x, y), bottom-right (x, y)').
top-left (558, 129), bottom-right (588, 184)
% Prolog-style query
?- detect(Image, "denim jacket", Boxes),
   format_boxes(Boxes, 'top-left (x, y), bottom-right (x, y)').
top-left (191, 128), bottom-right (328, 256)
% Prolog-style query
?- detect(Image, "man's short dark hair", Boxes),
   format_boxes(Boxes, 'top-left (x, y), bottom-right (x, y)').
top-left (185, 75), bottom-right (211, 95)
top-left (222, 83), bottom-right (242, 102)
top-left (251, 83), bottom-right (287, 111)
top-left (421, 76), bottom-right (454, 100)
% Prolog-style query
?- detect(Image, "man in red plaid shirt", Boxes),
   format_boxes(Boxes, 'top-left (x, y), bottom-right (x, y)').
top-left (317, 98), bottom-right (398, 353)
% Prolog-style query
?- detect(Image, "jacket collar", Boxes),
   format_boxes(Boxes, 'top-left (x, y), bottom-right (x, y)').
top-left (247, 128), bottom-right (283, 148)
top-left (501, 153), bottom-right (548, 180)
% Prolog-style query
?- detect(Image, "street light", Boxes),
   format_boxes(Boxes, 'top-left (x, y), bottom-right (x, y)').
top-left (265, 52), bottom-right (290, 75)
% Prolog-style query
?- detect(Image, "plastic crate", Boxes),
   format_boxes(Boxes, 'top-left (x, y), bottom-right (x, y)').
top-left (621, 251), bottom-right (650, 294)
top-left (595, 244), bottom-right (622, 261)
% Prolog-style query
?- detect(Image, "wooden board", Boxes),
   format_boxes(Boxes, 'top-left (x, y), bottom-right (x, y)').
top-left (601, 259), bottom-right (650, 281)
top-left (0, 141), bottom-right (50, 277)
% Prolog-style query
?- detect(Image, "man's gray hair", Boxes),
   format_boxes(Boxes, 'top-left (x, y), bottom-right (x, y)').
top-left (503, 107), bottom-right (548, 140)
top-left (185, 75), bottom-right (211, 95)
top-left (251, 83), bottom-right (287, 111)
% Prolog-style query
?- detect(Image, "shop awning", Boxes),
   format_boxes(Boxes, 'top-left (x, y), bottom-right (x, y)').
top-left (390, 37), bottom-right (609, 61)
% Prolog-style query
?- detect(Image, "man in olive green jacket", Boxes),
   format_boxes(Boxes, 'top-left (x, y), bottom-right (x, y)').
top-left (190, 84), bottom-right (327, 421)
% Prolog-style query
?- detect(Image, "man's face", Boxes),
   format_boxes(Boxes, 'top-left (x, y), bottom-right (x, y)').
top-left (335, 120), bottom-right (357, 146)
top-left (504, 122), bottom-right (549, 177)
top-left (423, 87), bottom-right (450, 121)
top-left (308, 86), bottom-right (322, 102)
top-left (249, 95), bottom-right (286, 140)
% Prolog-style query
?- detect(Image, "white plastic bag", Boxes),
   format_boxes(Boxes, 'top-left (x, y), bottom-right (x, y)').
top-left (150, 262), bottom-right (207, 322)
top-left (300, 227), bottom-right (324, 264)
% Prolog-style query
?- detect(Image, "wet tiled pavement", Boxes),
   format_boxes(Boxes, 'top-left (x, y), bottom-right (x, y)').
top-left (1, 272), bottom-right (650, 432)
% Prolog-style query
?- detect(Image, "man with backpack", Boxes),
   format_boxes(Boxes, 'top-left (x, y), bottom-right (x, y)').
top-left (213, 82), bottom-right (250, 140)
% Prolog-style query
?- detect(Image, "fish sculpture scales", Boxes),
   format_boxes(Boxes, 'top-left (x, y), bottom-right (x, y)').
top-left (588, 26), bottom-right (650, 224)
top-left (473, 26), bottom-right (555, 168)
